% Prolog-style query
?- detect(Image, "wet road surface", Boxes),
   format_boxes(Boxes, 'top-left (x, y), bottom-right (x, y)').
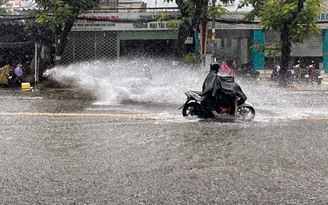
top-left (1, 85), bottom-right (328, 204)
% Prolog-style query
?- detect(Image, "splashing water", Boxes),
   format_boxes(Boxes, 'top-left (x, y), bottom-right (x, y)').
top-left (44, 58), bottom-right (204, 105)
top-left (44, 57), bottom-right (328, 121)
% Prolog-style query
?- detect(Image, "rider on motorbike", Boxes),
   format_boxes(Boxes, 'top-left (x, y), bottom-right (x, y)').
top-left (201, 62), bottom-right (221, 117)
top-left (201, 62), bottom-right (247, 118)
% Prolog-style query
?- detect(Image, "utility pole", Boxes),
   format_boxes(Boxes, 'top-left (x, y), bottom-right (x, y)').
top-left (211, 0), bottom-right (216, 63)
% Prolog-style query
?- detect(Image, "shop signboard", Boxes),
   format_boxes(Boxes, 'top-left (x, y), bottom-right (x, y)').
top-left (71, 13), bottom-right (177, 31)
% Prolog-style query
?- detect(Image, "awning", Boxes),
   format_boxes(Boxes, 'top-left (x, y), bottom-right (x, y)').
top-left (0, 41), bottom-right (34, 48)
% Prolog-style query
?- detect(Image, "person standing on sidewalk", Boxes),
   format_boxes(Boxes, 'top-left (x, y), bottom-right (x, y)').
top-left (14, 64), bottom-right (23, 84)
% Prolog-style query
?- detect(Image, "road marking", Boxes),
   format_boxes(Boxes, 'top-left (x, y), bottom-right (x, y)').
top-left (260, 115), bottom-right (328, 121)
top-left (0, 112), bottom-right (156, 119)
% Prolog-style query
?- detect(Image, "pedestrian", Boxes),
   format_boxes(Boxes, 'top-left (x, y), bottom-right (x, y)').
top-left (14, 64), bottom-right (23, 84)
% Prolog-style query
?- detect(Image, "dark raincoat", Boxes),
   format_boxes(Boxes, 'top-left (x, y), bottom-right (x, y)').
top-left (202, 70), bottom-right (220, 96)
top-left (201, 69), bottom-right (221, 111)
top-left (234, 83), bottom-right (247, 105)
top-left (201, 71), bottom-right (247, 111)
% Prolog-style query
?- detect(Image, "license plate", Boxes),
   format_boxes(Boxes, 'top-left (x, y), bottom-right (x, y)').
top-left (318, 76), bottom-right (324, 79)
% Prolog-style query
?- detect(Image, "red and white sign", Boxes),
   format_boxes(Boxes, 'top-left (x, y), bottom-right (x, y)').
top-left (8, 1), bottom-right (20, 7)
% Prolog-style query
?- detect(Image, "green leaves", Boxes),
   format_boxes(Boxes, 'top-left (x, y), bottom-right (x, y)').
top-left (34, 0), bottom-right (99, 28)
top-left (259, 0), bottom-right (325, 44)
top-left (209, 5), bottom-right (228, 17)
top-left (282, 3), bottom-right (297, 15)
top-left (0, 0), bottom-right (9, 14)
top-left (25, 0), bottom-right (99, 50)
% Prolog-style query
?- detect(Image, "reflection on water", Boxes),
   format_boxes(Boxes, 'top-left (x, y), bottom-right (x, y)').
top-left (43, 57), bottom-right (328, 122)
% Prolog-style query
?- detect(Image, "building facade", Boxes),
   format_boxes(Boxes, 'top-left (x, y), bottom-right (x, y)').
top-left (7, 0), bottom-right (328, 72)
top-left (61, 8), bottom-right (179, 64)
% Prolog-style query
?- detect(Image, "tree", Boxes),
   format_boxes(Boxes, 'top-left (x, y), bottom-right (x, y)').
top-left (164, 0), bottom-right (230, 58)
top-left (0, 0), bottom-right (9, 15)
top-left (28, 0), bottom-right (99, 65)
top-left (163, 0), bottom-right (208, 57)
top-left (258, 0), bottom-right (325, 84)
top-left (167, 0), bottom-right (325, 85)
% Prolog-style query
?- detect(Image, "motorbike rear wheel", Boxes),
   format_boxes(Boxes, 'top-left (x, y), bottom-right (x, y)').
top-left (237, 106), bottom-right (255, 122)
top-left (182, 102), bottom-right (201, 117)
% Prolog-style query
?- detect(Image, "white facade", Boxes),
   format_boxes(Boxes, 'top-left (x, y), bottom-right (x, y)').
top-left (143, 0), bottom-right (177, 8)
top-left (143, 0), bottom-right (253, 11)
top-left (7, 0), bottom-right (36, 8)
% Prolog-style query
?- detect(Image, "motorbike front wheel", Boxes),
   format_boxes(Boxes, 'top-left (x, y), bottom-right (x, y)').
top-left (182, 102), bottom-right (202, 117)
top-left (237, 106), bottom-right (255, 122)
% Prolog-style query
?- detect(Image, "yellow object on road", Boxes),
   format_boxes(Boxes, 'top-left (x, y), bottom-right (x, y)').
top-left (21, 82), bottom-right (31, 90)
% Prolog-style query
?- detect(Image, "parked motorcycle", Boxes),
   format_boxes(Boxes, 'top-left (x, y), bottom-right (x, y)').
top-left (306, 62), bottom-right (323, 85)
top-left (234, 61), bottom-right (261, 81)
top-left (294, 62), bottom-right (323, 85)
top-left (180, 76), bottom-right (255, 122)
top-left (271, 64), bottom-right (294, 84)
top-left (294, 63), bottom-right (308, 83)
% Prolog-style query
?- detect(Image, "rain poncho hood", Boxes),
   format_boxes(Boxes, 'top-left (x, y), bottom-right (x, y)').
top-left (0, 65), bottom-right (10, 85)
top-left (220, 60), bottom-right (235, 75)
top-left (15, 65), bottom-right (23, 77)
top-left (202, 69), bottom-right (220, 97)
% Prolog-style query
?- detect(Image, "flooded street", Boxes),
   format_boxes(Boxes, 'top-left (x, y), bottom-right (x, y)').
top-left (1, 59), bottom-right (328, 204)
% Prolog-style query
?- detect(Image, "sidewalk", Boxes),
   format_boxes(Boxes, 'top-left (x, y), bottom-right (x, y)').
top-left (257, 69), bottom-right (328, 88)
top-left (258, 69), bottom-right (328, 84)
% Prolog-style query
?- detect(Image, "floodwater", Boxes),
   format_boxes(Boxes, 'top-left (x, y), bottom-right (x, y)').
top-left (42, 57), bottom-right (328, 123)
top-left (2, 57), bottom-right (328, 204)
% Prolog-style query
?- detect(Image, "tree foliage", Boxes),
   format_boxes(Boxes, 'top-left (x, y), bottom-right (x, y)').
top-left (167, 0), bottom-right (325, 85)
top-left (163, 0), bottom-right (230, 57)
top-left (0, 0), bottom-right (9, 14)
top-left (26, 0), bottom-right (99, 65)
top-left (259, 0), bottom-right (324, 43)
top-left (258, 0), bottom-right (325, 84)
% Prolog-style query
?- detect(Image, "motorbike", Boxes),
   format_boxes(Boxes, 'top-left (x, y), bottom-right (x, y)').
top-left (306, 63), bottom-right (323, 85)
top-left (294, 63), bottom-right (323, 85)
top-left (179, 90), bottom-right (256, 122)
top-left (234, 62), bottom-right (261, 81)
top-left (271, 65), bottom-right (294, 84)
top-left (294, 64), bottom-right (308, 83)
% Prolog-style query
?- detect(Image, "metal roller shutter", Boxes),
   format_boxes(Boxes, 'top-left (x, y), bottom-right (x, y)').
top-left (62, 31), bottom-right (118, 64)
top-left (291, 36), bottom-right (323, 57)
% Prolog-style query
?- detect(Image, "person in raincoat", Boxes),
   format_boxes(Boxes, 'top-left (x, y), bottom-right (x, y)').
top-left (0, 64), bottom-right (10, 87)
top-left (201, 62), bottom-right (221, 117)
top-left (13, 64), bottom-right (23, 84)
top-left (201, 62), bottom-right (248, 118)
top-left (220, 59), bottom-right (235, 76)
